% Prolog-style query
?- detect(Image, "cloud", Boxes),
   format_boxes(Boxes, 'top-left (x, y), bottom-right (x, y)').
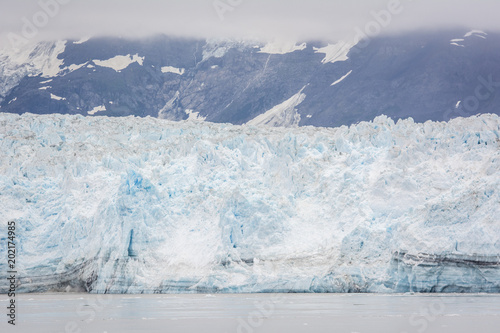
top-left (1, 0), bottom-right (499, 48)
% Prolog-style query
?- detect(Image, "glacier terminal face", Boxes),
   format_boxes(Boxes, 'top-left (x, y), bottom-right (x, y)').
top-left (0, 113), bottom-right (499, 293)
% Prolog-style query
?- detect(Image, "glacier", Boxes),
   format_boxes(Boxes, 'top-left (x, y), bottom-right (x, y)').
top-left (0, 112), bottom-right (499, 294)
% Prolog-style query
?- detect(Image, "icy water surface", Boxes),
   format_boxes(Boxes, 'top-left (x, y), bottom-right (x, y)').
top-left (1, 293), bottom-right (500, 332)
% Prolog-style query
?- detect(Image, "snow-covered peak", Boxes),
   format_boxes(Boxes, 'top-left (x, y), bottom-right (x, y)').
top-left (313, 41), bottom-right (355, 64)
top-left (258, 41), bottom-right (307, 55)
top-left (93, 54), bottom-right (144, 72)
top-left (0, 40), bottom-right (66, 99)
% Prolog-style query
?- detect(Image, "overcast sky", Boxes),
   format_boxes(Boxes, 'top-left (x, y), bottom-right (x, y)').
top-left (1, 0), bottom-right (499, 48)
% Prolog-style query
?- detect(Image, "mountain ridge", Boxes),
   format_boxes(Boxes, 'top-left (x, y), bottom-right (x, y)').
top-left (1, 30), bottom-right (499, 128)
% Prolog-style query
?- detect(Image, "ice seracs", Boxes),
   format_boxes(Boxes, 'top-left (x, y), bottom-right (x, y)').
top-left (0, 112), bottom-right (499, 294)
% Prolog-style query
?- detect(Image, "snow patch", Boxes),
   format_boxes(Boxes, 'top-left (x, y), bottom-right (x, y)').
top-left (456, 101), bottom-right (461, 108)
top-left (67, 63), bottom-right (88, 72)
top-left (39, 86), bottom-right (51, 90)
top-left (331, 70), bottom-right (353, 86)
top-left (40, 79), bottom-right (53, 84)
top-left (314, 41), bottom-right (355, 64)
top-left (185, 109), bottom-right (206, 121)
top-left (464, 30), bottom-right (487, 38)
top-left (258, 42), bottom-right (307, 55)
top-left (88, 105), bottom-right (106, 115)
top-left (452, 30), bottom-right (488, 47)
top-left (93, 54), bottom-right (144, 71)
top-left (8, 97), bottom-right (17, 104)
top-left (50, 93), bottom-right (66, 101)
top-left (247, 86), bottom-right (306, 127)
top-left (161, 66), bottom-right (185, 75)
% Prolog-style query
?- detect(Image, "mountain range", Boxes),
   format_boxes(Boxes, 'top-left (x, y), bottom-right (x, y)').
top-left (1, 29), bottom-right (499, 127)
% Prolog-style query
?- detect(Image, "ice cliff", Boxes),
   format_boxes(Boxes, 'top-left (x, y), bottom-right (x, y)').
top-left (0, 113), bottom-right (499, 293)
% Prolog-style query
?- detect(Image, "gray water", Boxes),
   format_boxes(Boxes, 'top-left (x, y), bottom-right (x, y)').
top-left (1, 293), bottom-right (500, 333)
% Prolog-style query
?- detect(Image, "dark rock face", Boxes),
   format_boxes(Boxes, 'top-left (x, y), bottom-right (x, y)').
top-left (1, 31), bottom-right (499, 127)
top-left (0, 31), bottom-right (500, 126)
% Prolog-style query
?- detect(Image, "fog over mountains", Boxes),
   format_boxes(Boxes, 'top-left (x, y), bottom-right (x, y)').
top-left (1, 29), bottom-right (499, 127)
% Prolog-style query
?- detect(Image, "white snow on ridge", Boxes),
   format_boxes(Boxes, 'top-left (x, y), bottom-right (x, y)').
top-left (88, 105), bottom-right (106, 115)
top-left (66, 63), bottom-right (88, 73)
top-left (314, 41), bottom-right (355, 64)
top-left (93, 54), bottom-right (144, 71)
top-left (161, 66), bottom-right (185, 75)
top-left (464, 30), bottom-right (487, 38)
top-left (247, 86), bottom-right (306, 127)
top-left (451, 30), bottom-right (488, 47)
top-left (258, 42), bottom-right (307, 55)
top-left (73, 37), bottom-right (91, 44)
top-left (50, 93), bottom-right (66, 101)
top-left (331, 70), bottom-right (353, 86)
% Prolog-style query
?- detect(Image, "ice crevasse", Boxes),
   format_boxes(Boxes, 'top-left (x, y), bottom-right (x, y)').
top-left (0, 112), bottom-right (499, 293)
